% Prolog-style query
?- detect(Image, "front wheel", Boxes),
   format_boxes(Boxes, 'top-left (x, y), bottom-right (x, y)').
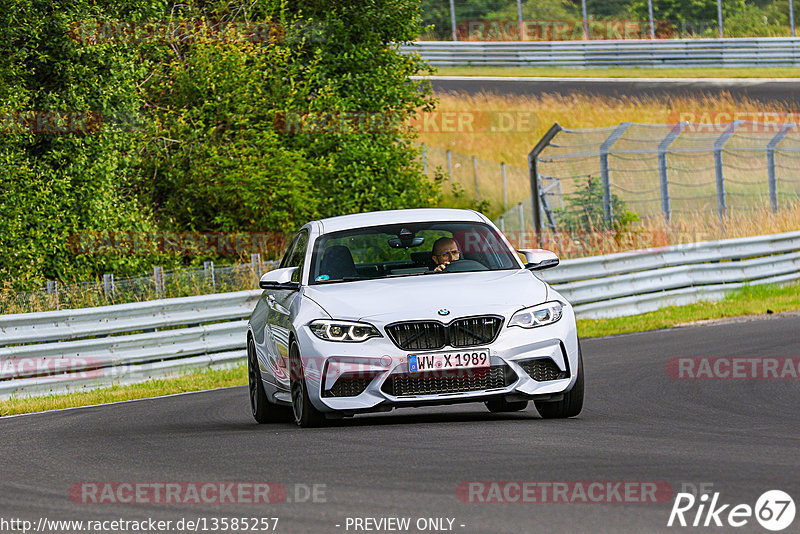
top-left (248, 337), bottom-right (291, 424)
top-left (289, 340), bottom-right (327, 428)
top-left (534, 344), bottom-right (584, 419)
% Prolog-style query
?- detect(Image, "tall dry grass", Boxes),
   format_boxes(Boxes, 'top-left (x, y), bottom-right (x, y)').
top-left (418, 91), bottom-right (800, 256)
top-left (417, 91), bottom-right (786, 168)
top-left (503, 202), bottom-right (800, 259)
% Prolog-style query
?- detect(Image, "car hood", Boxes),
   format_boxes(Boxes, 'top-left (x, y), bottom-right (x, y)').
top-left (302, 269), bottom-right (548, 322)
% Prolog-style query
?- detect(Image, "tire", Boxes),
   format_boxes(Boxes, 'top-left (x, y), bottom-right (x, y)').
top-left (485, 398), bottom-right (528, 413)
top-left (534, 344), bottom-right (584, 419)
top-left (248, 337), bottom-right (291, 424)
top-left (289, 340), bottom-right (327, 428)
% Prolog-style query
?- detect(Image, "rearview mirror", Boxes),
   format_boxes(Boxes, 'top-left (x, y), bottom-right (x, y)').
top-left (259, 267), bottom-right (300, 290)
top-left (517, 249), bottom-right (560, 271)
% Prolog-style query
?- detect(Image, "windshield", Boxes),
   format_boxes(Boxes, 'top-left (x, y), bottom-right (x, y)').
top-left (309, 221), bottom-right (519, 284)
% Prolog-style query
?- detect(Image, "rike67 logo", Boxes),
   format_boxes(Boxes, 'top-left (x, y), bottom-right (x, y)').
top-left (668, 490), bottom-right (795, 531)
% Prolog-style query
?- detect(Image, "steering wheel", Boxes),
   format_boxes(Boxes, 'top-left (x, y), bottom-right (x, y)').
top-left (442, 259), bottom-right (488, 272)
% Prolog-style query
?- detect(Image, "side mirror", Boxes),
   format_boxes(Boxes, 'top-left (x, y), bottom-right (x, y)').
top-left (259, 267), bottom-right (300, 290)
top-left (517, 249), bottom-right (560, 271)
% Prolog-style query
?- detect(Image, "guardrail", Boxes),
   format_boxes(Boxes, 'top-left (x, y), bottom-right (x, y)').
top-left (2, 230), bottom-right (799, 399)
top-left (0, 291), bottom-right (261, 400)
top-left (400, 38), bottom-right (800, 67)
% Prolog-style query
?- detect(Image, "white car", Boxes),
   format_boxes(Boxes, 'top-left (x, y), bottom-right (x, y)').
top-left (247, 208), bottom-right (583, 427)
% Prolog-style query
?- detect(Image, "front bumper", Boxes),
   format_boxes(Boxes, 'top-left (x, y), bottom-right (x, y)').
top-left (291, 306), bottom-right (580, 414)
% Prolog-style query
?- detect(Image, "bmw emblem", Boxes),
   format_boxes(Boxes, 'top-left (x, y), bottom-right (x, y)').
top-left (438, 309), bottom-right (450, 316)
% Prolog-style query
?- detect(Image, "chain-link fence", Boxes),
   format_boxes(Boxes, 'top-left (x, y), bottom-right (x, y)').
top-left (496, 121), bottom-right (800, 241)
top-left (420, 0), bottom-right (798, 40)
top-left (1, 256), bottom-right (280, 315)
top-left (420, 143), bottom-right (533, 214)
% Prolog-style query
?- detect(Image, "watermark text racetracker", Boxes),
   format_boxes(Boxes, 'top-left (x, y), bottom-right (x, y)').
top-left (666, 357), bottom-right (800, 379)
top-left (0, 516), bottom-right (279, 533)
top-left (457, 481), bottom-right (674, 503)
top-left (68, 482), bottom-right (326, 505)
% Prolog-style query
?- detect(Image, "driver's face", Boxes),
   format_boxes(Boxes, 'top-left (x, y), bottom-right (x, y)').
top-left (433, 242), bottom-right (461, 265)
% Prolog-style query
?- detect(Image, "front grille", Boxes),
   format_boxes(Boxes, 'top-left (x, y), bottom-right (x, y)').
top-left (450, 316), bottom-right (503, 347)
top-left (519, 358), bottom-right (568, 382)
top-left (385, 322), bottom-right (447, 350)
top-left (386, 315), bottom-right (503, 350)
top-left (323, 373), bottom-right (374, 398)
top-left (381, 365), bottom-right (516, 396)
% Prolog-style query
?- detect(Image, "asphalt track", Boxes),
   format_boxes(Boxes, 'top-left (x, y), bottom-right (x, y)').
top-left (2, 315), bottom-right (799, 533)
top-left (426, 76), bottom-right (800, 106)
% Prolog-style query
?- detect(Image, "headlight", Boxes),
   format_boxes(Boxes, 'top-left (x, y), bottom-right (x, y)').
top-left (508, 301), bottom-right (563, 328)
top-left (308, 320), bottom-right (382, 342)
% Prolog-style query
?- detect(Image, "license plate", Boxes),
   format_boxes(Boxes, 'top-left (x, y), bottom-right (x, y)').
top-left (408, 350), bottom-right (490, 373)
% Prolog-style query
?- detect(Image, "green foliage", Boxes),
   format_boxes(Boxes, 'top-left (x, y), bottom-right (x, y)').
top-left (1, 0), bottom-right (439, 292)
top-left (556, 176), bottom-right (640, 232)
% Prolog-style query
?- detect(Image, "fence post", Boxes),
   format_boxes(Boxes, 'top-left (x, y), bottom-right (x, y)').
top-left (154, 266), bottom-right (164, 297)
top-left (103, 273), bottom-right (115, 300)
top-left (204, 260), bottom-right (216, 292)
top-left (46, 280), bottom-right (60, 311)
top-left (713, 120), bottom-right (742, 220)
top-left (499, 215), bottom-right (505, 233)
top-left (421, 144), bottom-right (427, 173)
top-left (449, 0), bottom-right (457, 41)
top-left (599, 122), bottom-right (631, 224)
top-left (472, 156), bottom-right (480, 200)
top-left (516, 0), bottom-right (524, 40)
top-left (518, 203), bottom-right (526, 248)
top-left (446, 149), bottom-right (453, 184)
top-left (657, 121), bottom-right (686, 222)
top-left (250, 253), bottom-right (262, 282)
top-left (767, 123), bottom-right (795, 213)
top-left (501, 162), bottom-right (508, 213)
top-left (528, 123), bottom-right (563, 247)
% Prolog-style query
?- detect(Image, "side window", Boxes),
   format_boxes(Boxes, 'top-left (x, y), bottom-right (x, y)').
top-left (279, 234), bottom-right (300, 269)
top-left (288, 231), bottom-right (309, 283)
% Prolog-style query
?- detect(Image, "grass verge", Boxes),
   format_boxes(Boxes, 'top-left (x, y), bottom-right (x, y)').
top-left (0, 365), bottom-right (248, 417)
top-left (3, 281), bottom-right (798, 417)
top-left (578, 282), bottom-right (800, 337)
top-left (433, 66), bottom-right (800, 78)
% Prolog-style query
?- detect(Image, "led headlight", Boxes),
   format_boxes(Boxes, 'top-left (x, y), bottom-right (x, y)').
top-left (508, 301), bottom-right (563, 328)
top-left (309, 320), bottom-right (382, 342)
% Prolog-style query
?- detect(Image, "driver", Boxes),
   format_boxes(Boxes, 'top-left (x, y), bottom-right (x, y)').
top-left (431, 237), bottom-right (461, 272)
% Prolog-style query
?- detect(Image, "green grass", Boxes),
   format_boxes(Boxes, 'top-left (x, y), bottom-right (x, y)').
top-left (0, 365), bottom-right (248, 417)
top-left (433, 66), bottom-right (800, 78)
top-left (2, 281), bottom-right (798, 417)
top-left (578, 282), bottom-right (800, 337)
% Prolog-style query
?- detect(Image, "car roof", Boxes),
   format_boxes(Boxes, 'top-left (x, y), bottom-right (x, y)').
top-left (315, 208), bottom-right (487, 234)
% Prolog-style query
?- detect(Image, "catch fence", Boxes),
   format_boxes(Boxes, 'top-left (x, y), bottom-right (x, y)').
top-left (497, 121), bottom-right (800, 241)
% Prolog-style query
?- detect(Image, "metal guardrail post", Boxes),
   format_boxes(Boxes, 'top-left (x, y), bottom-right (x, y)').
top-left (204, 261), bottom-right (216, 291)
top-left (599, 122), bottom-right (632, 224)
top-left (103, 274), bottom-right (115, 300)
top-left (446, 149), bottom-right (453, 184)
top-left (528, 123), bottom-right (563, 246)
top-left (153, 266), bottom-right (165, 297)
top-left (518, 203), bottom-right (526, 248)
top-left (501, 162), bottom-right (508, 213)
top-left (472, 156), bottom-right (480, 200)
top-left (46, 280), bottom-right (59, 311)
top-left (499, 215), bottom-right (505, 233)
top-left (792, 0), bottom-right (796, 37)
top-left (448, 0), bottom-right (457, 41)
top-left (713, 121), bottom-right (742, 220)
top-left (767, 123), bottom-right (795, 213)
top-left (516, 0), bottom-right (524, 40)
top-left (657, 121), bottom-right (686, 222)
top-left (250, 253), bottom-right (262, 281)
